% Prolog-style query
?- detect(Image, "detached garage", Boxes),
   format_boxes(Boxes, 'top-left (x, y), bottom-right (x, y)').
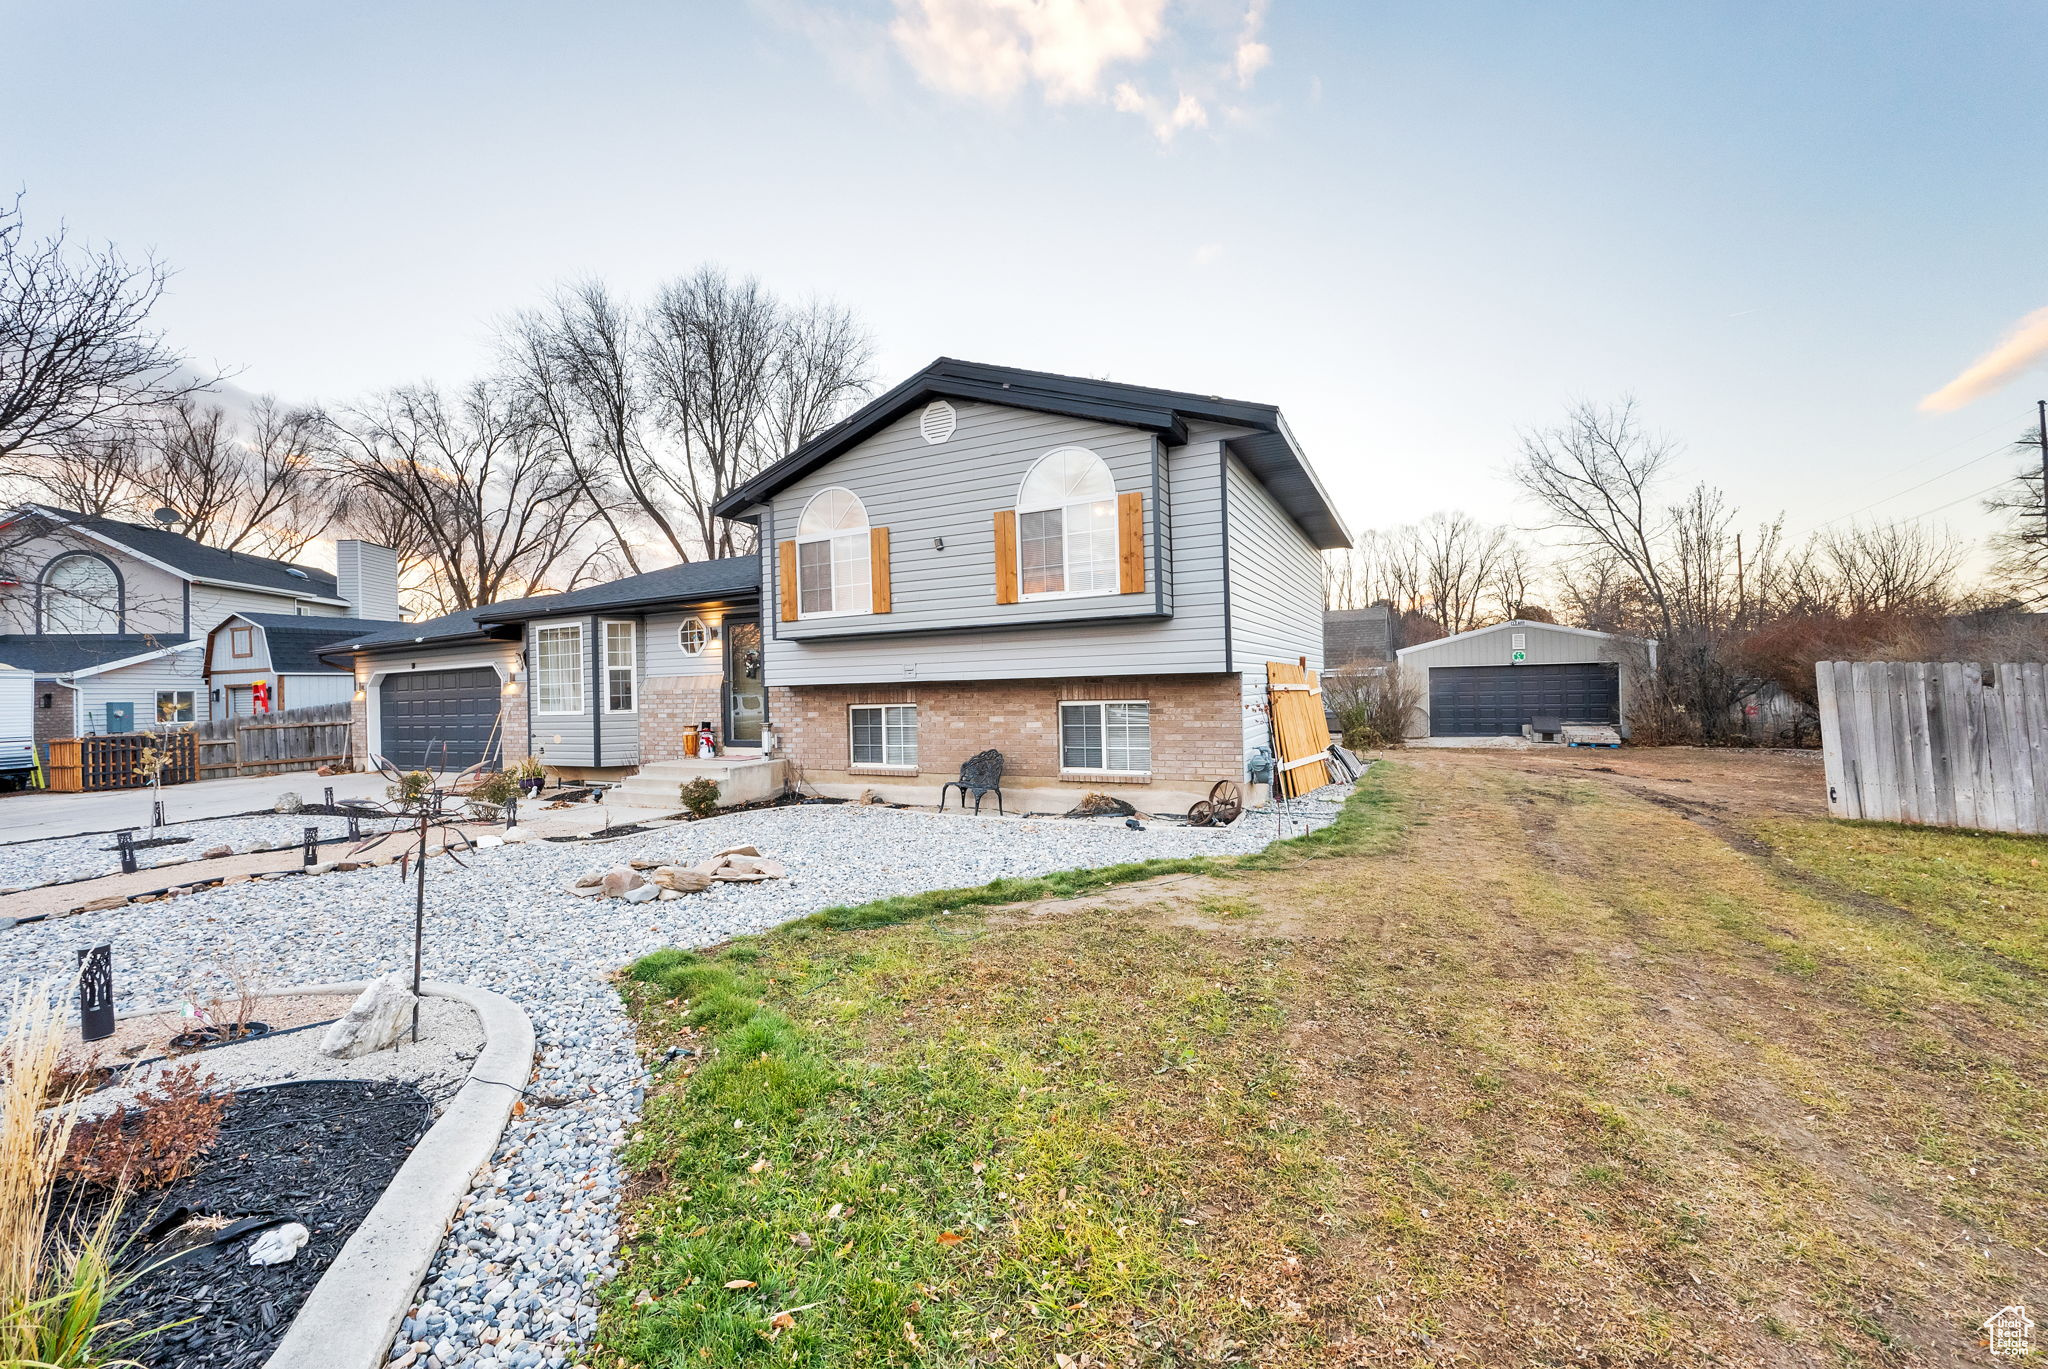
top-left (1396, 620), bottom-right (1654, 740)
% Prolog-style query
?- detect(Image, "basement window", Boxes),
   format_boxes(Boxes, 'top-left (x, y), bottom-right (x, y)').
top-left (1059, 700), bottom-right (1150, 773)
top-left (850, 704), bottom-right (918, 768)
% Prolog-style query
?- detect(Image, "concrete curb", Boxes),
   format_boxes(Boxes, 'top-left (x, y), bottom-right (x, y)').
top-left (229, 979), bottom-right (535, 1369)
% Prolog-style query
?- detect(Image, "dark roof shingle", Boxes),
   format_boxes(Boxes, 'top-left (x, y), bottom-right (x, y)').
top-left (18, 506), bottom-right (342, 598)
top-left (0, 634), bottom-right (191, 676)
top-left (472, 557), bottom-right (759, 624)
top-left (712, 358), bottom-right (1352, 548)
top-left (225, 613), bottom-right (405, 672)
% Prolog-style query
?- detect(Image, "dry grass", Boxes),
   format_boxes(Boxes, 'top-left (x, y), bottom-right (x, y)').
top-left (2, 978), bottom-right (85, 1362)
top-left (605, 757), bottom-right (2048, 1367)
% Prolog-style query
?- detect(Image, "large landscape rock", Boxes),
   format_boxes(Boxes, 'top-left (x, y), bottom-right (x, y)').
top-left (650, 865), bottom-right (713, 893)
top-left (320, 971), bottom-right (418, 1059)
top-left (600, 867), bottom-right (645, 898)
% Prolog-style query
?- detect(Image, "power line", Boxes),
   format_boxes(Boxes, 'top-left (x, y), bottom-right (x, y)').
top-left (1816, 435), bottom-right (2024, 529)
top-left (1810, 407), bottom-right (2032, 527)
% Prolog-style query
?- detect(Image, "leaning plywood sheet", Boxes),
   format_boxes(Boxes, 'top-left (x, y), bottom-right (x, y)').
top-left (1266, 659), bottom-right (1333, 798)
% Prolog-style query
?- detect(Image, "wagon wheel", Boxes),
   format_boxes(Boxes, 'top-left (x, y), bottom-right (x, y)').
top-left (1207, 780), bottom-right (1244, 826)
top-left (1186, 798), bottom-right (1217, 827)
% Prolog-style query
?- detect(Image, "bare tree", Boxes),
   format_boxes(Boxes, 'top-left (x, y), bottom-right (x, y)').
top-left (1985, 420), bottom-right (2048, 602)
top-left (127, 397), bottom-right (331, 559)
top-left (1411, 511), bottom-right (1509, 635)
top-left (325, 381), bottom-right (608, 614)
top-left (1810, 521), bottom-right (1964, 617)
top-left (0, 193), bottom-right (214, 466)
top-left (1513, 398), bottom-right (1677, 641)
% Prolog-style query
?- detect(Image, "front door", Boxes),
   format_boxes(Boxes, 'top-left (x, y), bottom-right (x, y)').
top-left (723, 618), bottom-right (765, 746)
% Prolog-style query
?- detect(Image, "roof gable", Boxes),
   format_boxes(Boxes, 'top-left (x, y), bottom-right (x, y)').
top-left (713, 358), bottom-right (1352, 549)
top-left (208, 612), bottom-right (405, 673)
top-left (13, 506), bottom-right (343, 599)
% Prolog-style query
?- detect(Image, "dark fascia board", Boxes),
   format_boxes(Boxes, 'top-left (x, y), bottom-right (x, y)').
top-left (477, 588), bottom-right (760, 626)
top-left (1224, 426), bottom-right (1354, 549)
top-left (313, 623), bottom-right (517, 665)
top-left (775, 608), bottom-right (1172, 644)
top-left (712, 357), bottom-right (1349, 551)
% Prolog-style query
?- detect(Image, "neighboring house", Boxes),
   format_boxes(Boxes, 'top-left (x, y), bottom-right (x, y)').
top-left (323, 558), bottom-right (760, 774)
top-left (714, 358), bottom-right (1351, 811)
top-left (0, 634), bottom-right (203, 754)
top-left (1324, 604), bottom-right (1398, 671)
top-left (1396, 619), bottom-right (1655, 739)
top-left (204, 612), bottom-right (404, 717)
top-left (0, 505), bottom-right (403, 745)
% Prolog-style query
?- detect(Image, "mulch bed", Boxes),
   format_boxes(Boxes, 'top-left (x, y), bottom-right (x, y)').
top-left (52, 1079), bottom-right (433, 1369)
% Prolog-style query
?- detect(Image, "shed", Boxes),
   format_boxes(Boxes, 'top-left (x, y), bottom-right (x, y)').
top-left (1395, 620), bottom-right (1654, 739)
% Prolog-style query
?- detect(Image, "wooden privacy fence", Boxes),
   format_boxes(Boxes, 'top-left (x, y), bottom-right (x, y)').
top-left (1266, 658), bottom-right (1334, 798)
top-left (1817, 660), bottom-right (2048, 835)
top-left (45, 731), bottom-right (198, 793)
top-left (197, 702), bottom-right (354, 778)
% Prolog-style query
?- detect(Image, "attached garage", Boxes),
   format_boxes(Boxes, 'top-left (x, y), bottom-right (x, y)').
top-left (379, 667), bottom-right (503, 770)
top-left (1396, 620), bottom-right (1652, 740)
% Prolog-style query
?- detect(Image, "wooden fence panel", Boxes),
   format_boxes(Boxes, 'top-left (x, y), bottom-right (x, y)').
top-left (1265, 659), bottom-right (1334, 798)
top-left (195, 702), bottom-right (354, 777)
top-left (1816, 660), bottom-right (2048, 835)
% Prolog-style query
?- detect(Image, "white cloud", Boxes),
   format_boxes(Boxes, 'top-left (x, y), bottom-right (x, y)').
top-left (889, 0), bottom-right (1169, 104)
top-left (1920, 306), bottom-right (2048, 413)
top-left (1233, 0), bottom-right (1270, 88)
top-left (1112, 82), bottom-right (1208, 141)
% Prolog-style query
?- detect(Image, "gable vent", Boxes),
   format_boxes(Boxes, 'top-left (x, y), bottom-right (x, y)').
top-left (918, 399), bottom-right (957, 445)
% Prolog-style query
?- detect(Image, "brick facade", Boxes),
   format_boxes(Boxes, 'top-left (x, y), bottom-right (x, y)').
top-left (34, 682), bottom-right (76, 757)
top-left (768, 673), bottom-right (1255, 813)
top-left (639, 674), bottom-right (724, 764)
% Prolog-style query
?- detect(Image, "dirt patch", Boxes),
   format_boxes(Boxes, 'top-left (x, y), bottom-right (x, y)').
top-left (1399, 743), bottom-right (1830, 821)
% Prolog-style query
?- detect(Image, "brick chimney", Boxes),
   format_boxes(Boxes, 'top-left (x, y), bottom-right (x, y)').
top-left (335, 540), bottom-right (401, 621)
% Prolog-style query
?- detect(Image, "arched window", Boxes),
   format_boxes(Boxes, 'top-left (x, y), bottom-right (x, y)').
top-left (796, 487), bottom-right (871, 617)
top-left (41, 553), bottom-right (121, 633)
top-left (1017, 447), bottom-right (1117, 598)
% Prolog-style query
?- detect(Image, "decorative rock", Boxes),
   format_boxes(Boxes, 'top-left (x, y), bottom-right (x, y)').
top-left (307, 862), bottom-right (338, 876)
top-left (563, 883), bottom-right (604, 898)
top-left (502, 827), bottom-right (533, 843)
top-left (656, 889), bottom-right (684, 900)
top-left (712, 844), bottom-right (760, 859)
top-left (249, 1221), bottom-right (312, 1265)
top-left (599, 868), bottom-right (644, 898)
top-left (627, 859), bottom-right (661, 872)
top-left (274, 792), bottom-right (305, 814)
top-left (475, 835), bottom-right (505, 849)
top-left (571, 871), bottom-right (606, 890)
top-left (320, 971), bottom-right (418, 1059)
top-left (621, 884), bottom-right (659, 904)
top-left (649, 866), bottom-right (712, 894)
top-left (76, 895), bottom-right (129, 913)
top-left (202, 843), bottom-right (234, 859)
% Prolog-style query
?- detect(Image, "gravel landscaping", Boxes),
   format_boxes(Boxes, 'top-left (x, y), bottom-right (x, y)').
top-left (2, 801), bottom-right (1319, 1369)
top-left (0, 810), bottom-right (411, 891)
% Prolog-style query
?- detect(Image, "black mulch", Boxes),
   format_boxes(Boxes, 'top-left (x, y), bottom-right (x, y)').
top-left (52, 1079), bottom-right (433, 1369)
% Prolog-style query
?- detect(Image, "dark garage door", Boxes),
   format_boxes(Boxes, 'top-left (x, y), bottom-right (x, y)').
top-left (1428, 663), bottom-right (1620, 737)
top-left (379, 668), bottom-right (502, 770)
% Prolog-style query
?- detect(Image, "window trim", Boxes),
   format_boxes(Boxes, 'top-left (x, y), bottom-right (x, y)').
top-left (677, 616), bottom-right (709, 657)
top-left (532, 622), bottom-right (586, 716)
top-left (1057, 699), bottom-right (1152, 776)
top-left (602, 619), bottom-right (638, 714)
top-left (1016, 447), bottom-right (1119, 603)
top-left (848, 702), bottom-right (918, 770)
top-left (155, 689), bottom-right (196, 725)
top-left (40, 551), bottom-right (124, 633)
top-left (229, 626), bottom-right (255, 658)
top-left (795, 486), bottom-right (872, 620)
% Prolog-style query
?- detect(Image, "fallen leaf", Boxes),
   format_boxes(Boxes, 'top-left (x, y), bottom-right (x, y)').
top-left (790, 1231), bottom-right (813, 1249)
top-left (771, 1312), bottom-right (795, 1331)
top-left (749, 1156), bottom-right (771, 1174)
top-left (836, 1241), bottom-right (853, 1257)
top-left (511, 1100), bottom-right (526, 1117)
top-left (724, 1279), bottom-right (757, 1290)
top-left (903, 1321), bottom-right (921, 1347)
top-left (936, 1231), bottom-right (965, 1246)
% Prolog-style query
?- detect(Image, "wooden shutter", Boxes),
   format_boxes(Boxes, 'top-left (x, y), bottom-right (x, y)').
top-left (777, 540), bottom-right (798, 622)
top-left (994, 510), bottom-right (1019, 604)
top-left (870, 527), bottom-right (891, 613)
top-left (1117, 491), bottom-right (1145, 594)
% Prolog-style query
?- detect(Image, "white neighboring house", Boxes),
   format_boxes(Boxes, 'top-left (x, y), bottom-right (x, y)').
top-left (0, 505), bottom-right (402, 755)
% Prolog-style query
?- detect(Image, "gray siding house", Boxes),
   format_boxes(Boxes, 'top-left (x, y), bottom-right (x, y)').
top-left (1397, 619), bottom-right (1655, 739)
top-left (324, 558), bottom-right (760, 776)
top-left (716, 358), bottom-right (1350, 812)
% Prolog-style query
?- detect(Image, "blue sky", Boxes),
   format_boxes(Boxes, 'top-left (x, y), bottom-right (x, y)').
top-left (6, 1), bottom-right (2044, 555)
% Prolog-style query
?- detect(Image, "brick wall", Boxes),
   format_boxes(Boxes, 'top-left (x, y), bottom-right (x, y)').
top-left (768, 673), bottom-right (1250, 812)
top-left (640, 674), bottom-right (724, 763)
top-left (34, 682), bottom-right (76, 758)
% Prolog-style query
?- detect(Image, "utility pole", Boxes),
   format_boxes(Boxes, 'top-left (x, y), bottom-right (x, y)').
top-left (2039, 398), bottom-right (2046, 544)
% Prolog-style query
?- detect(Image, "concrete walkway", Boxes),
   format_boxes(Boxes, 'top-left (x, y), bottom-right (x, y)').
top-left (0, 770), bottom-right (388, 843)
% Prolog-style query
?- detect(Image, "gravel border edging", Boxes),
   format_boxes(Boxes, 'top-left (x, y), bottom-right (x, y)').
top-left (253, 979), bottom-right (532, 1369)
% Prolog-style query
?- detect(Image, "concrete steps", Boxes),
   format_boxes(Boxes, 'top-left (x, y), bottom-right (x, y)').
top-left (615, 755), bottom-right (787, 809)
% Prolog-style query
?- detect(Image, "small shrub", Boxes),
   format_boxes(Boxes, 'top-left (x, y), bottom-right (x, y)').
top-left (387, 769), bottom-right (433, 810)
top-left (62, 1064), bottom-right (230, 1191)
top-left (470, 770), bottom-right (519, 808)
top-left (1326, 667), bottom-right (1419, 749)
top-left (679, 777), bottom-right (720, 818)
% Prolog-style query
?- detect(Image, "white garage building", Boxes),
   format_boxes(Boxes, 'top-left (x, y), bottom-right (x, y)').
top-left (1397, 619), bottom-right (1655, 740)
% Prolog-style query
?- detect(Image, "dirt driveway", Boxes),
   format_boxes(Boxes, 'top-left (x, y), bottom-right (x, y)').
top-left (1397, 742), bottom-right (1830, 821)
